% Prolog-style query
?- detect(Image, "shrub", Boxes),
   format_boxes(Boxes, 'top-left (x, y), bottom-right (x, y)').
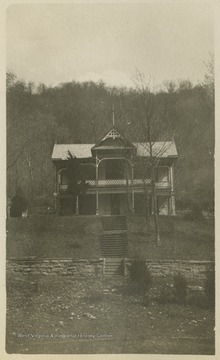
top-left (157, 274), bottom-right (187, 305)
top-left (204, 263), bottom-right (215, 308)
top-left (157, 283), bottom-right (175, 304)
top-left (129, 260), bottom-right (152, 291)
top-left (173, 273), bottom-right (187, 304)
top-left (184, 203), bottom-right (205, 222)
top-left (10, 188), bottom-right (28, 217)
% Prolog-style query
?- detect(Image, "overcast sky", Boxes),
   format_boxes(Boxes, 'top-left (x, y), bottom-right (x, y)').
top-left (6, 2), bottom-right (214, 88)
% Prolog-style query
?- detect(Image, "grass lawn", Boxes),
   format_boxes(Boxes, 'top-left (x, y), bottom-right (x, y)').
top-left (128, 215), bottom-right (214, 260)
top-left (6, 216), bottom-right (102, 259)
top-left (6, 215), bottom-right (214, 260)
top-left (6, 274), bottom-right (215, 354)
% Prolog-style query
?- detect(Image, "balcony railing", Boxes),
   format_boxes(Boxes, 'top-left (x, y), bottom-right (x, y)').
top-left (59, 179), bottom-right (171, 191)
top-left (97, 179), bottom-right (130, 186)
top-left (155, 181), bottom-right (171, 189)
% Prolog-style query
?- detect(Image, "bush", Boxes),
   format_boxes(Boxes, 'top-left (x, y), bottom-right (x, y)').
top-left (10, 189), bottom-right (28, 217)
top-left (204, 263), bottom-right (215, 308)
top-left (129, 260), bottom-right (152, 291)
top-left (173, 273), bottom-right (187, 304)
top-left (157, 283), bottom-right (175, 304)
top-left (157, 274), bottom-right (187, 305)
top-left (184, 203), bottom-right (205, 222)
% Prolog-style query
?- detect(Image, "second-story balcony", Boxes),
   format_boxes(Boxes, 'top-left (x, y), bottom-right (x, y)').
top-left (59, 179), bottom-right (171, 191)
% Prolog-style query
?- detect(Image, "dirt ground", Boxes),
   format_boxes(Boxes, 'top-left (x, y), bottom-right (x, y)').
top-left (6, 274), bottom-right (215, 354)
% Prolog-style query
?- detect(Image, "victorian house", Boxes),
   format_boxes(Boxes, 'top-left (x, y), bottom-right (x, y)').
top-left (52, 126), bottom-right (177, 216)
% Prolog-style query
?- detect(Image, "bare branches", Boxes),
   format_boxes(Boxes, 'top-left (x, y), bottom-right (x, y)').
top-left (7, 137), bottom-right (31, 170)
top-left (132, 69), bottom-right (173, 245)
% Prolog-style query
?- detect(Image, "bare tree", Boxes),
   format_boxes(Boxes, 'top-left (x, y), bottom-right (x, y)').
top-left (203, 52), bottom-right (214, 101)
top-left (132, 71), bottom-right (172, 245)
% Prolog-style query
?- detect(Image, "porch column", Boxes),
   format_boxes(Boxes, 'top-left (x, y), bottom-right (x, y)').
top-left (169, 192), bottom-right (176, 215)
top-left (169, 163), bottom-right (176, 215)
top-left (76, 195), bottom-right (79, 215)
top-left (55, 167), bottom-right (58, 212)
top-left (58, 170), bottom-right (61, 193)
top-left (169, 164), bottom-right (174, 190)
top-left (131, 164), bottom-right (134, 184)
top-left (95, 155), bottom-right (99, 186)
top-left (95, 165), bottom-right (98, 186)
top-left (56, 168), bottom-right (61, 214)
top-left (131, 190), bottom-right (135, 213)
top-left (96, 190), bottom-right (99, 215)
top-left (151, 195), bottom-right (158, 215)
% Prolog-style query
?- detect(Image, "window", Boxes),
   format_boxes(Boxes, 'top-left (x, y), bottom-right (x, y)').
top-left (60, 169), bottom-right (69, 185)
top-left (105, 159), bottom-right (124, 179)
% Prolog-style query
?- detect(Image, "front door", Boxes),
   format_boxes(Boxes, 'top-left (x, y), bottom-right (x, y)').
top-left (111, 194), bottom-right (120, 215)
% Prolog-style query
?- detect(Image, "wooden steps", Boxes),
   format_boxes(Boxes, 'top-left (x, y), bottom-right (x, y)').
top-left (100, 216), bottom-right (128, 262)
top-left (101, 232), bottom-right (127, 257)
top-left (104, 258), bottom-right (125, 276)
top-left (102, 215), bottom-right (127, 231)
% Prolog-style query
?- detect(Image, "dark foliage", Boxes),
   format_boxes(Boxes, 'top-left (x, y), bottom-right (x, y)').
top-left (66, 151), bottom-right (89, 196)
top-left (204, 263), bottom-right (215, 309)
top-left (158, 274), bottom-right (187, 305)
top-left (10, 189), bottom-right (28, 217)
top-left (157, 283), bottom-right (175, 304)
top-left (129, 260), bottom-right (153, 291)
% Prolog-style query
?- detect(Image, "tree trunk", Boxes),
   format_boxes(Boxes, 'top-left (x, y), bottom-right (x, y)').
top-left (144, 183), bottom-right (150, 227)
top-left (125, 159), bottom-right (132, 213)
top-left (45, 158), bottom-right (48, 211)
top-left (24, 154), bottom-right (35, 202)
top-left (151, 166), bottom-right (160, 245)
top-left (147, 115), bottom-right (161, 245)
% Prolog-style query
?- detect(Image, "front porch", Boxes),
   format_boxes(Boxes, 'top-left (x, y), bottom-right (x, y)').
top-left (58, 190), bottom-right (175, 216)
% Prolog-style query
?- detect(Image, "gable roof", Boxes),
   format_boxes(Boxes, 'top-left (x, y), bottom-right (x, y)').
top-left (52, 144), bottom-right (94, 160)
top-left (52, 141), bottom-right (177, 160)
top-left (92, 127), bottom-right (135, 151)
top-left (134, 141), bottom-right (178, 158)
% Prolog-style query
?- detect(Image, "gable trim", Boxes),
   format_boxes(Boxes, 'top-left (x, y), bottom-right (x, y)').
top-left (92, 126), bottom-right (135, 150)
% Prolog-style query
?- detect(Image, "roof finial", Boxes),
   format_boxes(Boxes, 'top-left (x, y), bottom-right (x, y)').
top-left (112, 103), bottom-right (115, 127)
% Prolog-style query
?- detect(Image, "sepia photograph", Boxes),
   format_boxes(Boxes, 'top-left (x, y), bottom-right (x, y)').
top-left (5, 1), bottom-right (215, 355)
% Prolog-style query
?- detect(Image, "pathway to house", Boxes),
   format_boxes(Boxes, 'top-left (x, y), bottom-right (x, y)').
top-left (100, 216), bottom-right (127, 276)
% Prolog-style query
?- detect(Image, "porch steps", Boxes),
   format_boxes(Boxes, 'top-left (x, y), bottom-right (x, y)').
top-left (100, 232), bottom-right (127, 257)
top-left (104, 258), bottom-right (125, 276)
top-left (102, 215), bottom-right (127, 231)
top-left (100, 216), bottom-right (128, 260)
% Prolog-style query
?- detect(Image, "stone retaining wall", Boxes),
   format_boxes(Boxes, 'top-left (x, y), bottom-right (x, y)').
top-left (7, 258), bottom-right (214, 285)
top-left (7, 258), bottom-right (104, 277)
top-left (125, 259), bottom-right (214, 285)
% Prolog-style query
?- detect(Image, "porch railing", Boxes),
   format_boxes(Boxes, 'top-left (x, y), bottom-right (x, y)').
top-left (59, 179), bottom-right (171, 191)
